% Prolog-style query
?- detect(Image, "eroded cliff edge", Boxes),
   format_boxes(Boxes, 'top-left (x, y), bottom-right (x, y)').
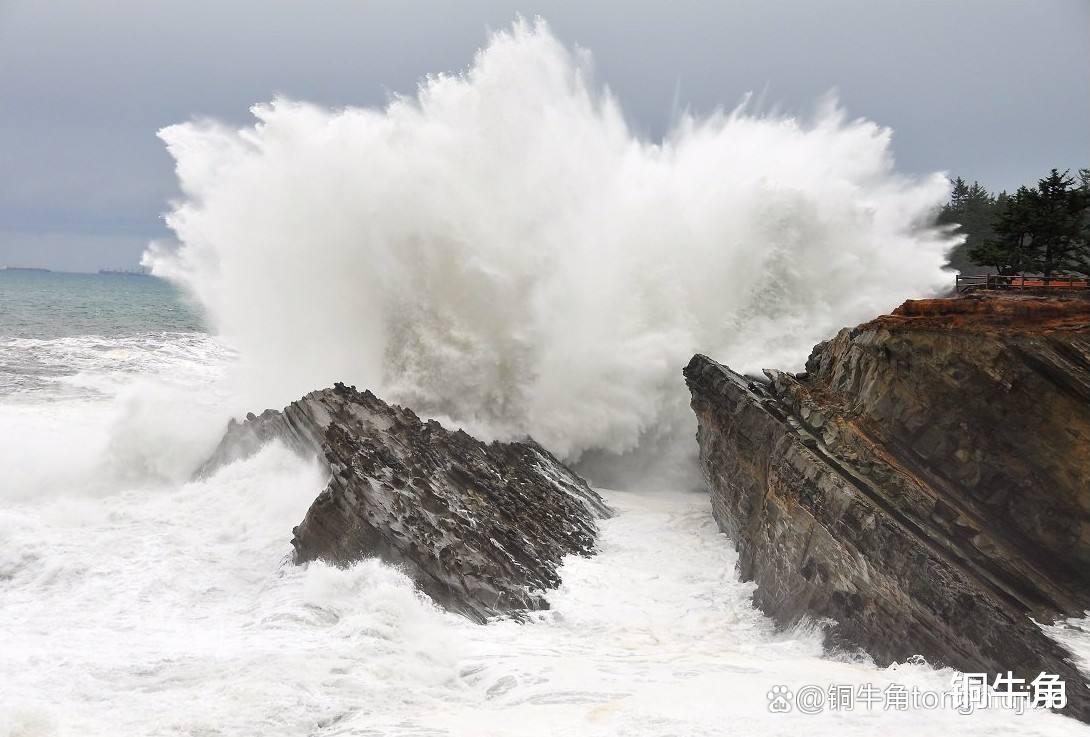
top-left (684, 294), bottom-right (1090, 718)
top-left (201, 383), bottom-right (610, 622)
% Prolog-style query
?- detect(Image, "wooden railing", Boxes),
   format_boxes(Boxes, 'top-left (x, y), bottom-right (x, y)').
top-left (956, 274), bottom-right (1090, 293)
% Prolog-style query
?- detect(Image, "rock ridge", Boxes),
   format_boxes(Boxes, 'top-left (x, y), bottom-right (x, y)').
top-left (202, 383), bottom-right (610, 622)
top-left (685, 293), bottom-right (1090, 720)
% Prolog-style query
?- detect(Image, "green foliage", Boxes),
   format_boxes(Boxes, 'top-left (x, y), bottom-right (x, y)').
top-left (939, 168), bottom-right (1090, 277)
top-left (936, 177), bottom-right (1000, 273)
top-left (967, 186), bottom-right (1035, 275)
top-left (967, 169), bottom-right (1090, 277)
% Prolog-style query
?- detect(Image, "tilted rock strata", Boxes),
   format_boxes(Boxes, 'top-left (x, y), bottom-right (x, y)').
top-left (202, 383), bottom-right (610, 622)
top-left (685, 294), bottom-right (1090, 720)
top-left (810, 295), bottom-right (1090, 574)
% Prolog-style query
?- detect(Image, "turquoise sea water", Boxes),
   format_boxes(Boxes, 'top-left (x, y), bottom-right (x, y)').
top-left (0, 270), bottom-right (210, 398)
top-left (0, 270), bottom-right (203, 339)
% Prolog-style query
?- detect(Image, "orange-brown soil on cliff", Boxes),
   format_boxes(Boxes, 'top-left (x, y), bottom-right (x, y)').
top-left (865, 293), bottom-right (1090, 334)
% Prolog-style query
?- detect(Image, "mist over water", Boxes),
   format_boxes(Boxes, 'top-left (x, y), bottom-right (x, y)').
top-left (148, 18), bottom-right (957, 473)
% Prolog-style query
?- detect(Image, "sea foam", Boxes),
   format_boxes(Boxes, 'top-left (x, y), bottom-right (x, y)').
top-left (148, 17), bottom-right (956, 480)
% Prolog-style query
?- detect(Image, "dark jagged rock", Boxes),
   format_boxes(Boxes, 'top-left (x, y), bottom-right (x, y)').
top-left (201, 383), bottom-right (610, 622)
top-left (685, 294), bottom-right (1090, 721)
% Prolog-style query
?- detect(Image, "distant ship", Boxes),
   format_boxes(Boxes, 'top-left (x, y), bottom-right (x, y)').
top-left (98, 267), bottom-right (151, 276)
top-left (3, 266), bottom-right (51, 272)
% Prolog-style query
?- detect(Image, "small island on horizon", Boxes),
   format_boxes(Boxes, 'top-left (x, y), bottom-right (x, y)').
top-left (98, 266), bottom-right (151, 276)
top-left (2, 265), bottom-right (155, 276)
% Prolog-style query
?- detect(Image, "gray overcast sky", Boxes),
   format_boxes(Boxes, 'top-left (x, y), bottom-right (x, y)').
top-left (1, 0), bottom-right (1087, 272)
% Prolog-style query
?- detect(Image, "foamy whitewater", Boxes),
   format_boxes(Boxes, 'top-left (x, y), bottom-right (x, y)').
top-left (3, 18), bottom-right (1089, 737)
top-left (148, 18), bottom-right (958, 471)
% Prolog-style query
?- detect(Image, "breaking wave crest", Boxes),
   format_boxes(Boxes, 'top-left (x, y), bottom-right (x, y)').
top-left (148, 18), bottom-right (956, 472)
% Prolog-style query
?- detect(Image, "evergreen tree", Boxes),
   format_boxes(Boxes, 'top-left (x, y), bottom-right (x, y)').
top-left (969, 169), bottom-right (1090, 277)
top-left (937, 176), bottom-right (998, 273)
top-left (1030, 169), bottom-right (1088, 276)
top-left (969, 186), bottom-right (1036, 275)
top-left (949, 176), bottom-right (969, 210)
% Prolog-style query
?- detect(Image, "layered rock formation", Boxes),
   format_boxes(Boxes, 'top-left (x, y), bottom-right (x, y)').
top-left (201, 383), bottom-right (610, 622)
top-left (685, 294), bottom-right (1090, 719)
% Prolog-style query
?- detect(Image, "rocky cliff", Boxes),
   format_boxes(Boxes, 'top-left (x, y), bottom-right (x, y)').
top-left (685, 294), bottom-right (1090, 719)
top-left (201, 383), bottom-right (610, 622)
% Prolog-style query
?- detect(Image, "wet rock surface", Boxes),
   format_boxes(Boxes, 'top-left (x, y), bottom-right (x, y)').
top-left (202, 383), bottom-right (610, 622)
top-left (685, 294), bottom-right (1090, 720)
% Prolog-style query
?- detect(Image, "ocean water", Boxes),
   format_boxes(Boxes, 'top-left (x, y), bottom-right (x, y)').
top-left (4, 18), bottom-right (1089, 737)
top-left (0, 271), bottom-right (206, 399)
top-left (0, 271), bottom-right (202, 340)
top-left (2, 280), bottom-right (1089, 737)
